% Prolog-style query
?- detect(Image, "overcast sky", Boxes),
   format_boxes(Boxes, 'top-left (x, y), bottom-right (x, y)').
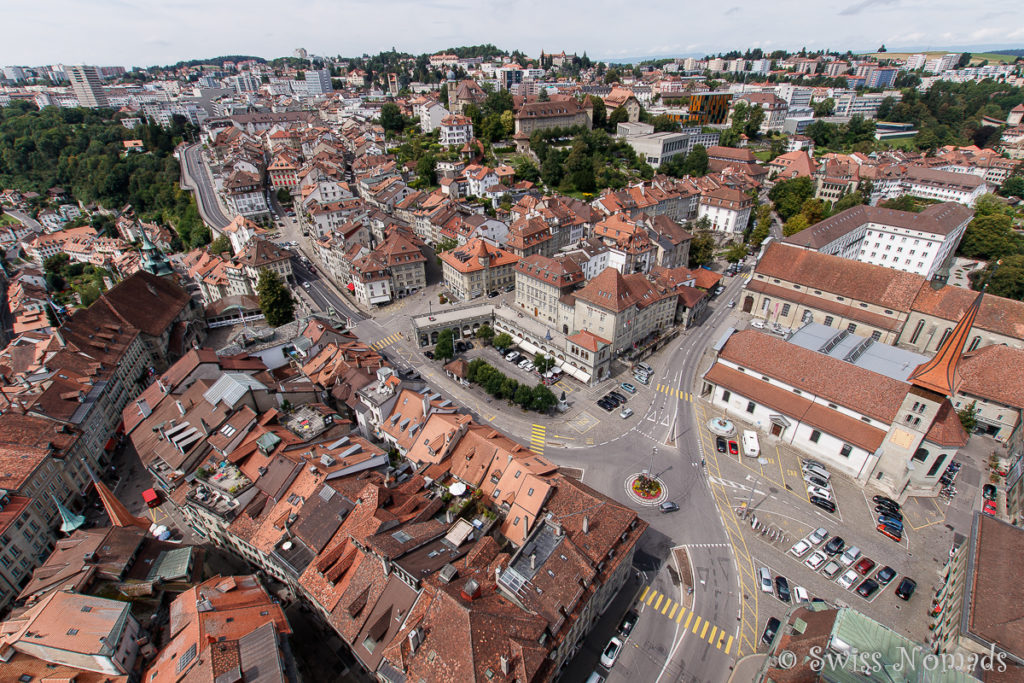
top-left (9, 0), bottom-right (1024, 66)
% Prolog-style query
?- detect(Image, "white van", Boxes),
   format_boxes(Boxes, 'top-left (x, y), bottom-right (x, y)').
top-left (742, 430), bottom-right (760, 458)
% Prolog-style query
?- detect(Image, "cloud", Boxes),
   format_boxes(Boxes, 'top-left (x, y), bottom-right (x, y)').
top-left (839, 0), bottom-right (892, 16)
top-left (724, 6), bottom-right (741, 14)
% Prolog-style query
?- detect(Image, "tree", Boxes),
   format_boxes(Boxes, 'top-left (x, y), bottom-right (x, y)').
top-left (959, 213), bottom-right (1021, 260)
top-left (604, 68), bottom-right (621, 84)
top-left (210, 235), bottom-right (232, 254)
top-left (651, 114), bottom-right (678, 133)
top-left (812, 98), bottom-right (835, 117)
top-left (514, 384), bottom-right (534, 409)
top-left (782, 214), bottom-right (810, 237)
top-left (513, 157), bottom-right (540, 184)
top-left (832, 191), bottom-right (866, 213)
top-left (475, 324), bottom-right (494, 343)
top-left (768, 176), bottom-right (815, 221)
top-left (380, 102), bottom-right (404, 134)
top-left (435, 328), bottom-right (455, 361)
top-left (973, 193), bottom-right (1010, 218)
top-left (681, 144), bottom-right (709, 176)
top-left (276, 187), bottom-right (292, 206)
top-left (957, 53), bottom-right (972, 68)
top-left (607, 106), bottom-right (629, 130)
top-left (724, 241), bottom-right (748, 262)
top-left (748, 220), bottom-right (770, 249)
top-left (588, 96), bottom-right (607, 131)
top-left (256, 269), bottom-right (295, 327)
top-left (416, 154), bottom-right (437, 187)
top-left (958, 400), bottom-right (978, 433)
top-left (688, 232), bottom-right (716, 267)
top-left (500, 377), bottom-right (519, 400)
top-left (1000, 176), bottom-right (1024, 199)
top-left (531, 384), bottom-right (557, 413)
top-left (973, 254), bottom-right (1024, 301)
top-left (534, 353), bottom-right (555, 373)
top-left (537, 88), bottom-right (550, 102)
top-left (44, 253), bottom-right (70, 275)
top-left (493, 333), bottom-right (513, 350)
top-left (744, 105), bottom-right (765, 137)
top-left (439, 85), bottom-right (449, 108)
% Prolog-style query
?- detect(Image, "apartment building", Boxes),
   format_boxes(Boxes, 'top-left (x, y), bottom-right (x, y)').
top-left (439, 114), bottom-right (474, 146)
top-left (697, 187), bottom-right (754, 235)
top-left (571, 267), bottom-right (677, 354)
top-left (67, 65), bottom-right (108, 108)
top-left (440, 238), bottom-right (520, 300)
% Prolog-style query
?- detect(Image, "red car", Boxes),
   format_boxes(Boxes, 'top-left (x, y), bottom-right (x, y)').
top-left (728, 440), bottom-right (739, 455)
top-left (876, 523), bottom-right (901, 542)
top-left (854, 557), bottom-right (876, 575)
top-left (983, 500), bottom-right (999, 516)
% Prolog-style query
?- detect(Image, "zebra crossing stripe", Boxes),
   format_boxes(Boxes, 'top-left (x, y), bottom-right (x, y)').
top-left (700, 620), bottom-right (710, 639)
top-left (725, 635), bottom-right (734, 654)
top-left (661, 599), bottom-right (672, 615)
top-left (668, 603), bottom-right (679, 620)
top-left (653, 594), bottom-right (663, 610)
top-left (707, 625), bottom-right (718, 644)
top-left (676, 606), bottom-right (686, 623)
top-left (640, 586), bottom-right (650, 601)
top-left (691, 616), bottom-right (702, 634)
top-left (683, 611), bottom-right (694, 629)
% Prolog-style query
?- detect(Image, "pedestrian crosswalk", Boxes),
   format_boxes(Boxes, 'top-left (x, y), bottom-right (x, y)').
top-left (655, 384), bottom-right (693, 401)
top-left (371, 333), bottom-right (403, 350)
top-left (530, 424), bottom-right (546, 455)
top-left (639, 585), bottom-right (735, 655)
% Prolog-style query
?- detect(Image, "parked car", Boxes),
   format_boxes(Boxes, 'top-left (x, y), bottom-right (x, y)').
top-left (465, 341), bottom-right (474, 350)
top-left (789, 540), bottom-right (811, 558)
top-left (824, 537), bottom-right (846, 556)
top-left (618, 611), bottom-right (639, 638)
top-left (810, 496), bottom-right (836, 513)
top-left (775, 576), bottom-right (791, 602)
top-left (620, 407), bottom-right (634, 419)
top-left (455, 341), bottom-right (467, 352)
top-left (716, 436), bottom-right (727, 453)
top-left (487, 290), bottom-right (500, 298)
top-left (659, 501), bottom-right (679, 513)
top-left (804, 473), bottom-right (829, 488)
top-left (758, 567), bottom-right (773, 593)
top-left (872, 495), bottom-right (899, 508)
top-left (821, 561), bottom-right (843, 579)
top-left (854, 558), bottom-right (876, 575)
top-left (807, 485), bottom-right (833, 501)
top-left (983, 500), bottom-right (998, 515)
top-left (983, 484), bottom-right (998, 501)
top-left (838, 569), bottom-right (859, 589)
top-left (874, 504), bottom-right (902, 519)
top-left (423, 351), bottom-right (434, 359)
top-left (856, 579), bottom-right (880, 599)
top-left (633, 372), bottom-right (650, 385)
top-left (761, 617), bottom-right (781, 646)
top-left (876, 523), bottom-right (902, 542)
top-left (636, 362), bottom-right (654, 375)
top-left (597, 400), bottom-right (615, 412)
top-left (808, 527), bottom-right (829, 545)
top-left (794, 586), bottom-right (810, 603)
top-left (839, 546), bottom-right (862, 567)
top-left (505, 351), bottom-right (521, 362)
top-left (878, 515), bottom-right (903, 530)
top-left (518, 358), bottom-right (534, 370)
top-left (895, 577), bottom-right (917, 600)
top-left (602, 394), bottom-right (621, 407)
top-left (802, 463), bottom-right (830, 481)
top-left (620, 382), bottom-right (637, 394)
top-left (751, 320), bottom-right (766, 329)
top-left (600, 637), bottom-right (623, 668)
top-left (804, 550), bottom-right (827, 570)
top-left (728, 440), bottom-right (739, 455)
top-left (875, 566), bottom-right (897, 585)
top-left (609, 391), bottom-right (627, 404)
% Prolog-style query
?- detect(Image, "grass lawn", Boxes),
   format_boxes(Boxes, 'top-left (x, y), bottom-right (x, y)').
top-left (0, 213), bottom-right (18, 226)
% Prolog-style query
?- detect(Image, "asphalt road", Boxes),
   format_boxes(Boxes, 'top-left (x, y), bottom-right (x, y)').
top-left (180, 144), bottom-right (232, 231)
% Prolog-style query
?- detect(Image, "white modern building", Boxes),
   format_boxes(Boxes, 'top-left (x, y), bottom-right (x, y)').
top-left (439, 114), bottom-right (474, 147)
top-left (697, 187), bottom-right (754, 235)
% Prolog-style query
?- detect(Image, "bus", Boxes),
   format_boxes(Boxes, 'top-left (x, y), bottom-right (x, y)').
top-left (741, 430), bottom-right (760, 458)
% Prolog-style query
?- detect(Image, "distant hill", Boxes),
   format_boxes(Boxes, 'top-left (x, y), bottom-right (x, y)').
top-left (164, 55), bottom-right (266, 69)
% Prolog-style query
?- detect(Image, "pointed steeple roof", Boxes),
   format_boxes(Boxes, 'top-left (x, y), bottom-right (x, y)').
top-left (908, 291), bottom-right (983, 397)
top-left (51, 495), bottom-right (86, 534)
top-left (140, 226), bottom-right (174, 277)
top-left (87, 467), bottom-right (151, 530)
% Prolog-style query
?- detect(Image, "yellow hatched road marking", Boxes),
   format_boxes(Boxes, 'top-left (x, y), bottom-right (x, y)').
top-left (700, 621), bottom-right (710, 639)
top-left (684, 612), bottom-right (694, 629)
top-left (653, 594), bottom-right (664, 610)
top-left (707, 626), bottom-right (718, 643)
top-left (668, 604), bottom-right (678, 620)
top-left (725, 635), bottom-right (734, 654)
top-left (676, 606), bottom-right (686, 623)
top-left (692, 616), bottom-right (702, 634)
top-left (661, 599), bottom-right (672, 615)
top-left (640, 586), bottom-right (650, 601)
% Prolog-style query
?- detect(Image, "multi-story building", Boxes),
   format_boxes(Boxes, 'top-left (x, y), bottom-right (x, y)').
top-left (222, 170), bottom-right (270, 219)
top-left (304, 68), bottom-right (333, 96)
top-left (685, 92), bottom-right (732, 125)
top-left (67, 65), bottom-right (108, 108)
top-left (514, 99), bottom-right (592, 136)
top-left (440, 238), bottom-right (520, 301)
top-left (415, 100), bottom-right (449, 133)
top-left (236, 237), bottom-right (294, 285)
top-left (571, 267), bottom-right (677, 355)
top-left (783, 202), bottom-right (973, 278)
top-left (373, 230), bottom-right (427, 298)
top-left (697, 187), bottom-right (754, 234)
top-left (622, 131), bottom-right (691, 167)
top-left (736, 93), bottom-right (788, 133)
top-left (439, 114), bottom-right (474, 147)
top-left (513, 253), bottom-right (584, 325)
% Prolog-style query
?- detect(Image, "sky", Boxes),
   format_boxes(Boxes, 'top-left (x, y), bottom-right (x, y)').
top-left (8, 0), bottom-right (1024, 66)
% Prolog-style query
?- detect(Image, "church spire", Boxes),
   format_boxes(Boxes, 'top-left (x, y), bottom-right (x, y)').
top-left (139, 225), bottom-right (174, 277)
top-left (51, 495), bottom-right (86, 534)
top-left (87, 466), bottom-right (152, 530)
top-left (907, 292), bottom-right (982, 397)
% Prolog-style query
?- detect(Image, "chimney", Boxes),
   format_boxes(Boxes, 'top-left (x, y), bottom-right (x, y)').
top-left (408, 627), bottom-right (423, 653)
top-left (175, 400), bottom-right (186, 416)
top-left (500, 655), bottom-right (510, 675)
top-left (583, 516), bottom-right (589, 535)
top-left (460, 578), bottom-right (481, 601)
top-left (530, 553), bottom-right (537, 570)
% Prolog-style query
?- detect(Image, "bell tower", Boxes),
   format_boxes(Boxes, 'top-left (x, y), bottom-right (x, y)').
top-left (870, 293), bottom-right (979, 499)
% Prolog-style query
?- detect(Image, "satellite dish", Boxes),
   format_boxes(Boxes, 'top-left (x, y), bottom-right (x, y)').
top-left (281, 541), bottom-right (293, 550)
top-left (449, 482), bottom-right (467, 496)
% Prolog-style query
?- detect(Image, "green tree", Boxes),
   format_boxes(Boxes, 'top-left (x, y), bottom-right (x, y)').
top-left (531, 384), bottom-right (557, 413)
top-left (651, 114), bottom-right (678, 133)
top-left (499, 110), bottom-right (515, 138)
top-left (210, 235), bottom-right (232, 254)
top-left (973, 254), bottom-right (1024, 301)
top-left (607, 106), bottom-right (629, 130)
top-left (485, 372), bottom-right (504, 397)
top-left (475, 324), bottom-right (494, 343)
top-left (958, 400), bottom-right (978, 433)
top-left (256, 269), bottom-right (295, 327)
top-left (999, 176), bottom-right (1024, 198)
top-left (514, 384), bottom-right (534, 409)
top-left (588, 96), bottom-right (607, 131)
top-left (439, 85), bottom-right (449, 108)
top-left (435, 328), bottom-right (455, 361)
top-left (973, 193), bottom-right (1010, 218)
top-left (44, 253), bottom-right (70, 275)
top-left (783, 214), bottom-right (810, 237)
top-left (604, 68), bottom-right (621, 84)
top-left (688, 232), bottom-right (716, 267)
top-left (748, 221), bottom-right (770, 249)
top-left (812, 98), bottom-right (835, 117)
top-left (493, 333), bottom-right (513, 350)
top-left (832, 191), bottom-right (866, 213)
top-left (959, 213), bottom-right (1021, 260)
top-left (513, 157), bottom-right (540, 184)
top-left (681, 144), bottom-right (709, 176)
top-left (744, 106), bottom-right (765, 137)
top-left (500, 377), bottom-right (519, 400)
top-left (724, 241), bottom-right (748, 262)
top-left (768, 176), bottom-right (815, 221)
top-left (380, 102), bottom-right (404, 134)
top-left (416, 154), bottom-right (437, 187)
top-left (276, 187), bottom-right (292, 206)
top-left (533, 353), bottom-right (555, 373)
top-left (537, 88), bottom-right (550, 102)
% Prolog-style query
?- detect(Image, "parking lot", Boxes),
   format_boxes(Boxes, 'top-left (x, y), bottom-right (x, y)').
top-left (696, 400), bottom-right (973, 647)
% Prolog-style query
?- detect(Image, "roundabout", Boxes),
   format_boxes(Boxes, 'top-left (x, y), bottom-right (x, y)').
top-left (624, 472), bottom-right (668, 506)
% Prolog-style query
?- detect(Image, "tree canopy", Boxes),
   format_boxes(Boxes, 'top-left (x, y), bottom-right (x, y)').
top-left (256, 269), bottom-right (295, 327)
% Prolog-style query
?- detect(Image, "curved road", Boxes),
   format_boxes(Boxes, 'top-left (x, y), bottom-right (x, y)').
top-left (179, 143), bottom-right (232, 232)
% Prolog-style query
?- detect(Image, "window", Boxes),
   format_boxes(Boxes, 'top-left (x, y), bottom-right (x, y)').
top-left (746, 401), bottom-right (756, 414)
top-left (938, 328), bottom-right (952, 348)
top-left (722, 390), bottom-right (731, 402)
top-left (927, 454), bottom-right (948, 477)
top-left (839, 444), bottom-right (852, 458)
top-left (781, 304), bottom-right (791, 316)
top-left (912, 448), bottom-right (929, 462)
top-left (847, 323), bottom-right (857, 333)
top-left (871, 331), bottom-right (882, 341)
top-left (809, 430), bottom-right (821, 443)
top-left (823, 316), bottom-right (834, 327)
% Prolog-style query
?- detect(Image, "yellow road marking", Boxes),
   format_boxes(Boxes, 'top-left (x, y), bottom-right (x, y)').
top-left (717, 631), bottom-right (727, 649)
top-left (654, 594), bottom-right (664, 610)
top-left (661, 599), bottom-right (672, 615)
top-left (676, 606), bottom-right (686, 623)
top-left (669, 603), bottom-right (678, 620)
top-left (725, 635), bottom-right (734, 654)
top-left (700, 621), bottom-right (710, 639)
top-left (692, 616), bottom-right (702, 634)
top-left (708, 625), bottom-right (718, 643)
top-left (646, 590), bottom-right (657, 606)
top-left (640, 586), bottom-right (650, 602)
top-left (684, 612), bottom-right (694, 629)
